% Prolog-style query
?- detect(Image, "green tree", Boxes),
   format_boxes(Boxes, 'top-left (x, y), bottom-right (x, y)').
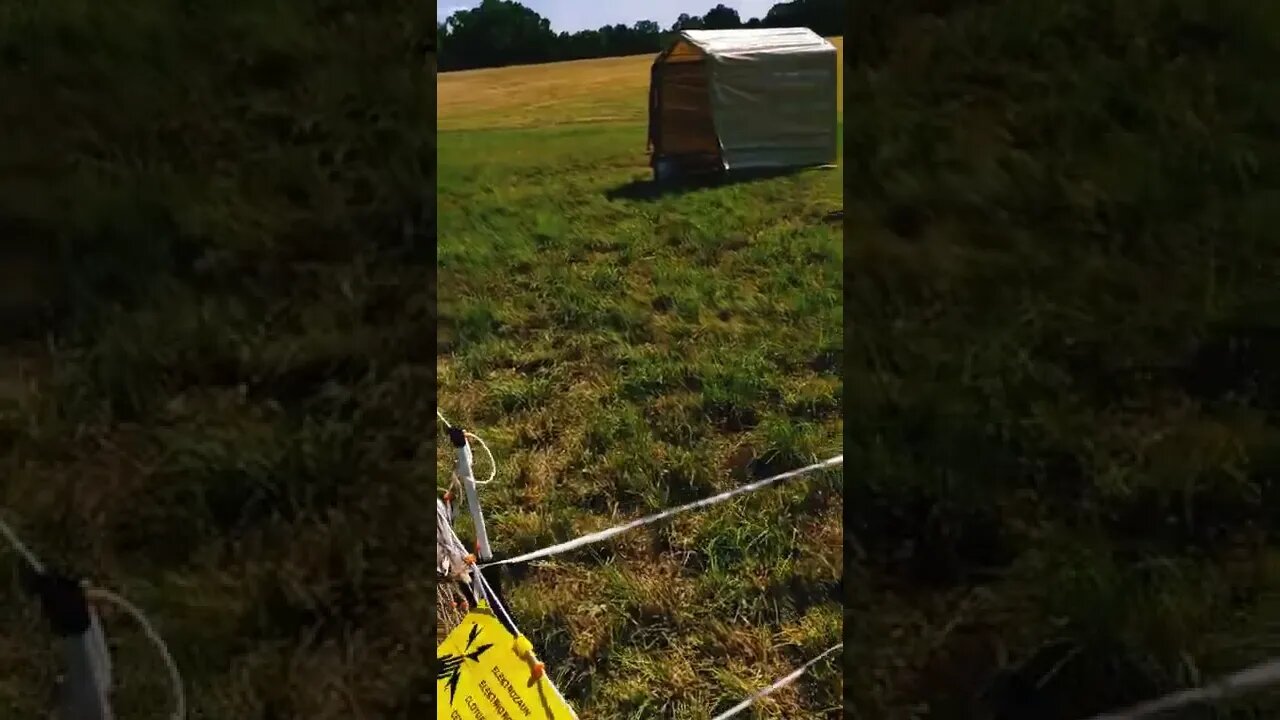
top-left (632, 20), bottom-right (661, 37)
top-left (672, 13), bottom-right (705, 31)
top-left (436, 0), bottom-right (842, 71)
top-left (703, 4), bottom-right (743, 30)
top-left (438, 0), bottom-right (556, 70)
top-left (762, 0), bottom-right (844, 36)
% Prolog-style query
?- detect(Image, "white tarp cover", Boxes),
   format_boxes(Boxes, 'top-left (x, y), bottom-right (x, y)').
top-left (667, 28), bottom-right (838, 171)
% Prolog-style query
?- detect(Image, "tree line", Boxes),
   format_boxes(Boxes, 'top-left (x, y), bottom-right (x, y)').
top-left (438, 0), bottom-right (844, 71)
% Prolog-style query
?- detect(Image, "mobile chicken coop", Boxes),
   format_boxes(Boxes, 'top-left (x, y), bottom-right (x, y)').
top-left (647, 27), bottom-right (838, 181)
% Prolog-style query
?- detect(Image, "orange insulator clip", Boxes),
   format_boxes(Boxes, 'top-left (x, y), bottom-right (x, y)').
top-left (530, 662), bottom-right (545, 681)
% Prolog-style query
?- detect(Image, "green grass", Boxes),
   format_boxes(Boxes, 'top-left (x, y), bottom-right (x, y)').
top-left (436, 119), bottom-right (844, 715)
top-left (0, 1), bottom-right (433, 717)
top-left (847, 0), bottom-right (1280, 717)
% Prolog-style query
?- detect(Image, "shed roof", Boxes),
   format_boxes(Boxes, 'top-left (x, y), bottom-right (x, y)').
top-left (673, 27), bottom-right (835, 59)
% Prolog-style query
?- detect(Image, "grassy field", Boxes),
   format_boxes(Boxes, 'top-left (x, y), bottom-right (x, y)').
top-left (847, 1), bottom-right (1280, 718)
top-left (437, 38), bottom-right (844, 131)
top-left (437, 40), bottom-right (844, 718)
top-left (0, 2), bottom-right (433, 717)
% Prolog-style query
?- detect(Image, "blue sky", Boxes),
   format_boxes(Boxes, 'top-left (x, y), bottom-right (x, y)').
top-left (437, 0), bottom-right (781, 34)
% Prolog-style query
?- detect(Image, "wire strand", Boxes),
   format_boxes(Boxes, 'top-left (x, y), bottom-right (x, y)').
top-left (1, 509), bottom-right (184, 719)
top-left (1080, 656), bottom-right (1280, 720)
top-left (466, 431), bottom-right (497, 485)
top-left (86, 586), bottom-right (186, 720)
top-left (0, 513), bottom-right (44, 574)
top-left (437, 408), bottom-right (496, 484)
top-left (482, 455), bottom-right (843, 568)
top-left (710, 642), bottom-right (844, 720)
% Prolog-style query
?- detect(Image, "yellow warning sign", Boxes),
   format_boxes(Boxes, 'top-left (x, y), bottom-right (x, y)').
top-left (436, 603), bottom-right (578, 720)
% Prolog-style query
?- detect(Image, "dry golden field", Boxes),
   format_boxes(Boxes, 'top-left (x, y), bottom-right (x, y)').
top-left (438, 37), bottom-right (844, 130)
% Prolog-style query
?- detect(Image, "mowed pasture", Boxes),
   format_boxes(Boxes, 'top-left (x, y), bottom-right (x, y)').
top-left (436, 41), bottom-right (844, 718)
top-left (437, 38), bottom-right (844, 131)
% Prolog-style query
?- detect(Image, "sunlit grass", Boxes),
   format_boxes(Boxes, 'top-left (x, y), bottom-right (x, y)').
top-left (437, 41), bottom-right (844, 718)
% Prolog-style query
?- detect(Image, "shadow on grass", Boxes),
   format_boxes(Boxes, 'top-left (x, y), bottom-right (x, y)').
top-left (605, 165), bottom-right (833, 201)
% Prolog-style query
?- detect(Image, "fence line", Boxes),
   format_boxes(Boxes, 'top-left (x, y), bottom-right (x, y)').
top-left (711, 642), bottom-right (844, 720)
top-left (439, 408), bottom-right (1280, 719)
top-left (441, 445), bottom-right (844, 716)
top-left (0, 512), bottom-right (43, 574)
top-left (0, 511), bottom-right (186, 719)
top-left (481, 454), bottom-right (844, 568)
top-left (1081, 657), bottom-right (1280, 720)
